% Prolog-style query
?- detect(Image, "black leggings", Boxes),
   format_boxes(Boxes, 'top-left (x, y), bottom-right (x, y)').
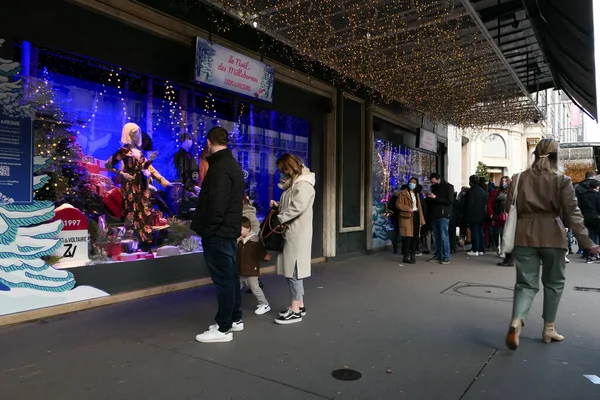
top-left (402, 212), bottom-right (420, 258)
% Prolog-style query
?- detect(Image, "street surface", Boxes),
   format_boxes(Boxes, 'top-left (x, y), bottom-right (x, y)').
top-left (1, 252), bottom-right (599, 399)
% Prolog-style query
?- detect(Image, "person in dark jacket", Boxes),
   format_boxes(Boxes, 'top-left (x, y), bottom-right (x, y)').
top-left (576, 171), bottom-right (600, 247)
top-left (426, 173), bottom-right (455, 264)
top-left (238, 217), bottom-right (270, 315)
top-left (464, 175), bottom-right (488, 256)
top-left (448, 192), bottom-right (460, 254)
top-left (387, 189), bottom-right (401, 254)
top-left (575, 171), bottom-right (597, 199)
top-left (192, 126), bottom-right (245, 344)
top-left (578, 180), bottom-right (600, 262)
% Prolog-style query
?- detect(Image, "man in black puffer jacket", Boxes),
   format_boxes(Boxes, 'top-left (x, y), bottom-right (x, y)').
top-left (192, 127), bottom-right (245, 344)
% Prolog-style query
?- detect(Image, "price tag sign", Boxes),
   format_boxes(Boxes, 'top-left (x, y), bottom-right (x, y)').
top-left (50, 204), bottom-right (89, 268)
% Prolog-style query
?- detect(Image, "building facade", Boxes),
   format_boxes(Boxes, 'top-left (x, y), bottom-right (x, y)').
top-left (447, 88), bottom-right (586, 188)
top-left (0, 0), bottom-right (449, 322)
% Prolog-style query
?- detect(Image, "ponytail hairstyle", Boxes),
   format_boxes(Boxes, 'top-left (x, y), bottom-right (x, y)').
top-left (531, 138), bottom-right (559, 175)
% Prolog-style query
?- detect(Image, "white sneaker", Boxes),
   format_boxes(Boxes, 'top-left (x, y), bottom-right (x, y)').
top-left (467, 251), bottom-right (479, 257)
top-left (255, 304), bottom-right (271, 315)
top-left (195, 328), bottom-right (233, 343)
top-left (209, 320), bottom-right (244, 332)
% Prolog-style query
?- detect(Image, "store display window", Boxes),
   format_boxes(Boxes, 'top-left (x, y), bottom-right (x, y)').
top-left (12, 43), bottom-right (310, 268)
top-left (371, 137), bottom-right (437, 248)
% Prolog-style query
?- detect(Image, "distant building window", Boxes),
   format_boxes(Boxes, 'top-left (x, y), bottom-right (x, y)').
top-left (482, 134), bottom-right (507, 158)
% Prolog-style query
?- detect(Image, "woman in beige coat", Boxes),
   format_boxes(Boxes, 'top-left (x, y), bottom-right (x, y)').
top-left (270, 154), bottom-right (315, 325)
top-left (396, 177), bottom-right (425, 264)
top-left (505, 139), bottom-right (599, 350)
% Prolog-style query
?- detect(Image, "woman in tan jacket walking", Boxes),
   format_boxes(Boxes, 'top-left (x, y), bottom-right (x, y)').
top-left (505, 139), bottom-right (599, 350)
top-left (396, 177), bottom-right (425, 264)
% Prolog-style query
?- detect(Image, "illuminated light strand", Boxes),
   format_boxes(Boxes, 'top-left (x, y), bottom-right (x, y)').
top-left (195, 0), bottom-right (544, 128)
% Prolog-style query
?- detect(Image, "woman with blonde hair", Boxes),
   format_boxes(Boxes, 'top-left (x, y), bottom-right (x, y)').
top-left (270, 153), bottom-right (316, 325)
top-left (505, 138), bottom-right (599, 350)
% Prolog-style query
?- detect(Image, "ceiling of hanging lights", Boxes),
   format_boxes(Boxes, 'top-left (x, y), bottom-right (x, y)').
top-left (198, 0), bottom-right (544, 128)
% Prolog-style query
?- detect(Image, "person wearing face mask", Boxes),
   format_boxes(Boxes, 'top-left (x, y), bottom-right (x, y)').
top-left (105, 123), bottom-right (159, 251)
top-left (269, 154), bottom-right (316, 325)
top-left (396, 177), bottom-right (425, 264)
top-left (489, 176), bottom-right (510, 259)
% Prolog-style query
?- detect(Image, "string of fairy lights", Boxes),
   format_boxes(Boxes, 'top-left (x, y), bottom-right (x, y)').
top-left (198, 0), bottom-right (543, 128)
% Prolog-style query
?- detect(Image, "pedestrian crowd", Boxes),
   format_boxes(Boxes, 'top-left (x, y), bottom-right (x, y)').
top-left (189, 130), bottom-right (599, 351)
top-left (387, 138), bottom-right (600, 351)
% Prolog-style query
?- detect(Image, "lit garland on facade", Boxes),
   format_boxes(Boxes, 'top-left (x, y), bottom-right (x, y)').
top-left (197, 0), bottom-right (542, 128)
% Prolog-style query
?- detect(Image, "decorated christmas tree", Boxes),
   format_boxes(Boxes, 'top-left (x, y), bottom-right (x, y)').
top-left (196, 39), bottom-right (216, 83)
top-left (0, 39), bottom-right (107, 315)
top-left (28, 68), bottom-right (100, 216)
top-left (476, 161), bottom-right (491, 182)
top-left (0, 39), bottom-right (31, 118)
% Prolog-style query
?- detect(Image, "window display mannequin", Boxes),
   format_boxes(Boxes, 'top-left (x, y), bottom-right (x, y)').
top-left (174, 133), bottom-right (200, 193)
top-left (105, 122), bottom-right (162, 251)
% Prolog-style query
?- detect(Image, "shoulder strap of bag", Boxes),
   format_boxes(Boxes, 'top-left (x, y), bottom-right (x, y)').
top-left (512, 173), bottom-right (521, 206)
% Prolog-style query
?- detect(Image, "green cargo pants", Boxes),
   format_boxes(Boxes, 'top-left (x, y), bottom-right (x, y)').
top-left (511, 246), bottom-right (566, 323)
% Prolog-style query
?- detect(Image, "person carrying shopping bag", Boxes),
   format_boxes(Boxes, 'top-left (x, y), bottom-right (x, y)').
top-left (269, 154), bottom-right (316, 325)
top-left (503, 139), bottom-right (600, 351)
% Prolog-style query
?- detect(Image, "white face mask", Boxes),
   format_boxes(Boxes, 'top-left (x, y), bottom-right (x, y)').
top-left (182, 139), bottom-right (193, 152)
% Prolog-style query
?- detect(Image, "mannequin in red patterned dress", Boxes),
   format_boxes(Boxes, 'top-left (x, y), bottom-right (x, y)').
top-left (106, 123), bottom-right (159, 250)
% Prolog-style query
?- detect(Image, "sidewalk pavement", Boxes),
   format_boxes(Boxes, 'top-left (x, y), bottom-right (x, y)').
top-left (1, 251), bottom-right (599, 400)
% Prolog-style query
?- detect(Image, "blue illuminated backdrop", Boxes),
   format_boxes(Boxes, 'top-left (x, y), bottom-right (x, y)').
top-left (19, 42), bottom-right (310, 220)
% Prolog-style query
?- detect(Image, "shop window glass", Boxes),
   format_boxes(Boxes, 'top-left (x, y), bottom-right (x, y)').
top-left (15, 43), bottom-right (309, 267)
top-left (371, 138), bottom-right (436, 249)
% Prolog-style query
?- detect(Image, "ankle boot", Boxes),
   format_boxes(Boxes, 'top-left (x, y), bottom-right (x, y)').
top-left (506, 319), bottom-right (523, 350)
top-left (542, 322), bottom-right (565, 343)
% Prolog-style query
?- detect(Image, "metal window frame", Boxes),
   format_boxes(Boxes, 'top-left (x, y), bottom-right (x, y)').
top-left (338, 92), bottom-right (366, 233)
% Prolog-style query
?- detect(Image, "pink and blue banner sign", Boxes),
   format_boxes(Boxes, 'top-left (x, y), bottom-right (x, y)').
top-left (194, 38), bottom-right (275, 102)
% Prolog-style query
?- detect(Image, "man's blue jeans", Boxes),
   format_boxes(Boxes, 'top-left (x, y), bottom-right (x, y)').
top-left (202, 236), bottom-right (242, 333)
top-left (433, 218), bottom-right (450, 260)
top-left (470, 223), bottom-right (485, 253)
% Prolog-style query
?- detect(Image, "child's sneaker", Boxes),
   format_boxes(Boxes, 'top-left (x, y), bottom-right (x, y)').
top-left (255, 304), bottom-right (271, 315)
top-left (467, 251), bottom-right (479, 257)
top-left (275, 309), bottom-right (302, 325)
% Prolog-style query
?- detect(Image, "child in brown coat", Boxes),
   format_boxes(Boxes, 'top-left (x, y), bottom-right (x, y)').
top-left (238, 217), bottom-right (271, 315)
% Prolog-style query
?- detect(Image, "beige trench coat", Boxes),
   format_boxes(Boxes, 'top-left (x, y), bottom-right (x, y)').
top-left (276, 168), bottom-right (316, 279)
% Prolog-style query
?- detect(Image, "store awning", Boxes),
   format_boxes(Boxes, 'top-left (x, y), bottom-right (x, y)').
top-left (521, 0), bottom-right (596, 120)
top-left (162, 0), bottom-right (595, 127)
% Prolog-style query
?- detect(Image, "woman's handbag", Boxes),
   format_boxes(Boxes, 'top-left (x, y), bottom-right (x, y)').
top-left (494, 212), bottom-right (508, 226)
top-left (501, 173), bottom-right (521, 254)
top-left (260, 208), bottom-right (287, 252)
